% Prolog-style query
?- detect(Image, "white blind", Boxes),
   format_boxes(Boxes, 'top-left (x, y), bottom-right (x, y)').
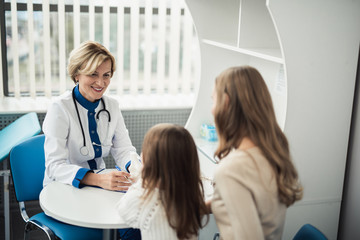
top-left (11, 0), bottom-right (20, 98)
top-left (27, 0), bottom-right (36, 98)
top-left (169, 0), bottom-right (181, 94)
top-left (89, 1), bottom-right (95, 41)
top-left (156, 0), bottom-right (166, 94)
top-left (103, 1), bottom-right (110, 49)
top-left (58, 0), bottom-right (67, 93)
top-left (73, 0), bottom-right (80, 47)
top-left (130, 1), bottom-right (139, 95)
top-left (116, 1), bottom-right (125, 95)
top-left (2, 0), bottom-right (199, 101)
top-left (143, 0), bottom-right (153, 95)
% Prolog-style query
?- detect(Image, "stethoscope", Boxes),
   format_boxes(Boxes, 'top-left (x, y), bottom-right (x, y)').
top-left (72, 87), bottom-right (111, 156)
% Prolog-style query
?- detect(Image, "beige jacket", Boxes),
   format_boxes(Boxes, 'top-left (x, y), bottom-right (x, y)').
top-left (211, 147), bottom-right (287, 240)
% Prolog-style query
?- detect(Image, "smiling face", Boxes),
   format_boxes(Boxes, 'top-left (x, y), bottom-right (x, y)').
top-left (76, 60), bottom-right (112, 102)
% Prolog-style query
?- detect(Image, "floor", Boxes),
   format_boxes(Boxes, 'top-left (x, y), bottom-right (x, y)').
top-left (0, 200), bottom-right (45, 240)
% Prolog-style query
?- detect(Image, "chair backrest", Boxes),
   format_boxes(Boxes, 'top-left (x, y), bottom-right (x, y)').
top-left (293, 224), bottom-right (328, 240)
top-left (10, 134), bottom-right (45, 202)
top-left (0, 112), bottom-right (41, 162)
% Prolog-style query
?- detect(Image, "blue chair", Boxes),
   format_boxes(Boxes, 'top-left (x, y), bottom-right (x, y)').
top-left (0, 112), bottom-right (41, 240)
top-left (10, 134), bottom-right (103, 240)
top-left (293, 224), bottom-right (328, 240)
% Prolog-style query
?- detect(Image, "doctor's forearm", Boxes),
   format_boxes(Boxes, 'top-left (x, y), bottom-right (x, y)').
top-left (81, 172), bottom-right (101, 187)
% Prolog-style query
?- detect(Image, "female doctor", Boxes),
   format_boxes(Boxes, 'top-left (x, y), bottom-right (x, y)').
top-left (42, 41), bottom-right (141, 239)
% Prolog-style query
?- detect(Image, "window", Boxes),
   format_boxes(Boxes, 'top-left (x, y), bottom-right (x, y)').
top-left (0, 0), bottom-right (200, 109)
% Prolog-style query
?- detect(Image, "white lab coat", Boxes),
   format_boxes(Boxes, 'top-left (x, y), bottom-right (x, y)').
top-left (42, 90), bottom-right (137, 187)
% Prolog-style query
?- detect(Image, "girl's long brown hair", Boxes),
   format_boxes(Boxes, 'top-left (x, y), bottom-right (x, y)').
top-left (213, 66), bottom-right (303, 206)
top-left (141, 123), bottom-right (208, 239)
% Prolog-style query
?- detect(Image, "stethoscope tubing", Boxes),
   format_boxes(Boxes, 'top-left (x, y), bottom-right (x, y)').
top-left (72, 87), bottom-right (111, 156)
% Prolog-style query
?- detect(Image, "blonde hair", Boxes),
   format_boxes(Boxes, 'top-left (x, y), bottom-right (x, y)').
top-left (213, 66), bottom-right (303, 206)
top-left (141, 123), bottom-right (208, 239)
top-left (67, 41), bottom-right (116, 83)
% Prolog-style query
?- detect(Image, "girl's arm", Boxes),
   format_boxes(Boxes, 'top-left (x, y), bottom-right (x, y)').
top-left (116, 181), bottom-right (143, 228)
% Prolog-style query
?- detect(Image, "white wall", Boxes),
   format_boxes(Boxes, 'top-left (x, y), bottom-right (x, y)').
top-left (268, 1), bottom-right (360, 239)
top-left (185, 0), bottom-right (360, 239)
top-left (338, 51), bottom-right (360, 240)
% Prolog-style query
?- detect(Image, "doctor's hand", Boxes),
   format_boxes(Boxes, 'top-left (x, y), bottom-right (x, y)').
top-left (99, 171), bottom-right (133, 191)
top-left (81, 171), bottom-right (132, 191)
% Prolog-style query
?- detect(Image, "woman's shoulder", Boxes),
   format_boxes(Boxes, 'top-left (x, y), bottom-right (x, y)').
top-left (215, 147), bottom-right (269, 178)
top-left (45, 91), bottom-right (73, 115)
top-left (49, 91), bottom-right (73, 107)
top-left (215, 147), bottom-right (276, 190)
top-left (218, 147), bottom-right (260, 167)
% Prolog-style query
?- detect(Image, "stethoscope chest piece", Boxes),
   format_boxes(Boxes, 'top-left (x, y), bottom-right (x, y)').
top-left (80, 146), bottom-right (89, 156)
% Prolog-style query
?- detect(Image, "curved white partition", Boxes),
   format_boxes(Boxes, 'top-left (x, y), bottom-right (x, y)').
top-left (186, 0), bottom-right (286, 135)
top-left (185, 0), bottom-right (360, 239)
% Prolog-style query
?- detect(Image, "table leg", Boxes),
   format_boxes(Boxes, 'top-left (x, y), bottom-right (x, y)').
top-left (103, 229), bottom-right (118, 240)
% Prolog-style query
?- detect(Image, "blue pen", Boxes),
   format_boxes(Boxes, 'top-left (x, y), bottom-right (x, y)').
top-left (96, 168), bottom-right (105, 174)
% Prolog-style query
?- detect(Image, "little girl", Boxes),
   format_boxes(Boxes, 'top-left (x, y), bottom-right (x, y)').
top-left (117, 123), bottom-right (208, 239)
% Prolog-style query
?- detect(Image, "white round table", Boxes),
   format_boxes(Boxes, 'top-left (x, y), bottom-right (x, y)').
top-left (40, 181), bottom-right (129, 240)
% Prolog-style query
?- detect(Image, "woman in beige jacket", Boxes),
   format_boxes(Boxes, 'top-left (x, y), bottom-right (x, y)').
top-left (209, 66), bottom-right (303, 240)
